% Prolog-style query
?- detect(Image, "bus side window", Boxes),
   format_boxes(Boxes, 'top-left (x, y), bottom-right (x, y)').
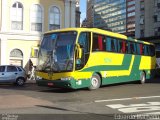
top-left (127, 42), bottom-right (131, 54)
top-left (98, 35), bottom-right (103, 51)
top-left (122, 41), bottom-right (126, 53)
top-left (106, 37), bottom-right (117, 52)
top-left (133, 43), bottom-right (137, 54)
top-left (106, 37), bottom-right (111, 51)
top-left (113, 39), bottom-right (117, 52)
top-left (149, 45), bottom-right (155, 56)
top-left (111, 39), bottom-right (115, 52)
top-left (92, 33), bottom-right (105, 51)
top-left (126, 42), bottom-right (129, 54)
top-left (137, 43), bottom-right (143, 55)
top-left (128, 42), bottom-right (136, 54)
top-left (92, 34), bottom-right (99, 51)
top-left (118, 40), bottom-right (123, 53)
top-left (144, 45), bottom-right (148, 55)
top-left (140, 44), bottom-right (143, 55)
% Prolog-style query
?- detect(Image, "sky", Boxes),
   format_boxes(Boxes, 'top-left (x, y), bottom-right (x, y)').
top-left (80, 0), bottom-right (87, 23)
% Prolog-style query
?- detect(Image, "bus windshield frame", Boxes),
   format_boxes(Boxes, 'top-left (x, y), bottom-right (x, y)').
top-left (37, 31), bottom-right (77, 72)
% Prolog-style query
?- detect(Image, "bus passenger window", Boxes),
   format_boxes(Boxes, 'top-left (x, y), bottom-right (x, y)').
top-left (149, 45), bottom-right (155, 56)
top-left (106, 37), bottom-right (111, 51)
top-left (126, 42), bottom-right (129, 53)
top-left (92, 33), bottom-right (105, 51)
top-left (140, 44), bottom-right (143, 55)
top-left (128, 42), bottom-right (136, 54)
top-left (137, 44), bottom-right (140, 54)
top-left (111, 40), bottom-right (115, 52)
top-left (122, 41), bottom-right (126, 53)
top-left (118, 40), bottom-right (123, 53)
top-left (144, 45), bottom-right (148, 55)
top-left (106, 37), bottom-right (117, 52)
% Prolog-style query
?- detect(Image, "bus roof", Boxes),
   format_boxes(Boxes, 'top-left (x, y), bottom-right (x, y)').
top-left (45, 28), bottom-right (154, 45)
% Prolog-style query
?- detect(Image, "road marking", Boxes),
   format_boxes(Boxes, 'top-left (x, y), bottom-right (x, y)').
top-left (95, 96), bottom-right (160, 103)
top-left (106, 102), bottom-right (160, 114)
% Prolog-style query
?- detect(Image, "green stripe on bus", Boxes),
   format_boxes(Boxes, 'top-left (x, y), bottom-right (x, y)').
top-left (101, 55), bottom-right (142, 85)
top-left (82, 54), bottom-right (136, 72)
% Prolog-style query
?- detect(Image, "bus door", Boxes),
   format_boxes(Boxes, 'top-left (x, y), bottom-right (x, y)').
top-left (76, 32), bottom-right (91, 70)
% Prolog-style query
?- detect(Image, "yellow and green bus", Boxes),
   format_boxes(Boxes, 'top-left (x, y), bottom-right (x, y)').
top-left (36, 28), bottom-right (156, 90)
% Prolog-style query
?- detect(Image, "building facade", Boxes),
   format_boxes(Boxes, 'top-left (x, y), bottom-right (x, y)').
top-left (86, 0), bottom-right (94, 28)
top-left (87, 0), bottom-right (136, 36)
top-left (76, 0), bottom-right (81, 27)
top-left (126, 0), bottom-right (136, 37)
top-left (93, 0), bottom-right (127, 33)
top-left (135, 0), bottom-right (160, 45)
top-left (0, 0), bottom-right (77, 72)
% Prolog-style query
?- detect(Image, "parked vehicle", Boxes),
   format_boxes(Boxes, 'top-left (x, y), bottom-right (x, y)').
top-left (0, 65), bottom-right (27, 86)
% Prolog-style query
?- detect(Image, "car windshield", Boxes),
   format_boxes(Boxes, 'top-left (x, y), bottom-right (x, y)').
top-left (37, 31), bottom-right (77, 72)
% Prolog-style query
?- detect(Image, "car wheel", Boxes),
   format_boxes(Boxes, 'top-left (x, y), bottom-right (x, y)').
top-left (140, 72), bottom-right (146, 84)
top-left (88, 74), bottom-right (101, 90)
top-left (16, 78), bottom-right (25, 86)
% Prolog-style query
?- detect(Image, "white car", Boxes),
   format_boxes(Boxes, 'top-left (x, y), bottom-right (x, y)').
top-left (0, 65), bottom-right (27, 86)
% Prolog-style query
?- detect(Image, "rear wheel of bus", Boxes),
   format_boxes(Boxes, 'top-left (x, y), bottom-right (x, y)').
top-left (88, 74), bottom-right (101, 90)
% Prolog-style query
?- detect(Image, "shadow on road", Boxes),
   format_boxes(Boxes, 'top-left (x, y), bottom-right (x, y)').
top-left (0, 83), bottom-right (88, 93)
top-left (146, 77), bottom-right (160, 83)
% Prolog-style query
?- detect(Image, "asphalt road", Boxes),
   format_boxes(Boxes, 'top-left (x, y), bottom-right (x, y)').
top-left (0, 78), bottom-right (160, 120)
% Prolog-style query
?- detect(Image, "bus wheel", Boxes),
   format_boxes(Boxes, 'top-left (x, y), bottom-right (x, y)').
top-left (140, 72), bottom-right (146, 84)
top-left (88, 74), bottom-right (101, 90)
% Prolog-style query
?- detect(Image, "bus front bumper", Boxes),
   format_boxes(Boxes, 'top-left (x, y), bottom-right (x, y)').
top-left (36, 79), bottom-right (76, 89)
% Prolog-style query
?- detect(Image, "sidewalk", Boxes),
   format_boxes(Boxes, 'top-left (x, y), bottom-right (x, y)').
top-left (26, 79), bottom-right (36, 84)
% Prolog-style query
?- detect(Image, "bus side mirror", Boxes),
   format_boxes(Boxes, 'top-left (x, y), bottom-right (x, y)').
top-left (76, 44), bottom-right (82, 59)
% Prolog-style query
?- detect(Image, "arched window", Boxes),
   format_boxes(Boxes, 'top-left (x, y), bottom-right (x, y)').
top-left (10, 49), bottom-right (23, 58)
top-left (49, 6), bottom-right (60, 30)
top-left (11, 2), bottom-right (23, 30)
top-left (31, 4), bottom-right (42, 32)
top-left (10, 49), bottom-right (23, 66)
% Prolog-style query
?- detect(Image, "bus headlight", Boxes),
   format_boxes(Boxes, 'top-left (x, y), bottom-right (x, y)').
top-left (61, 77), bottom-right (72, 81)
top-left (36, 76), bottom-right (42, 80)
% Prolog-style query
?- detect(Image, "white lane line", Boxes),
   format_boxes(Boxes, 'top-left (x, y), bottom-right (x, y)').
top-left (95, 96), bottom-right (160, 103)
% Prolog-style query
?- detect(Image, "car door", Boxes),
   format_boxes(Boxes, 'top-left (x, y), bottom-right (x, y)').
top-left (5, 66), bottom-right (18, 82)
top-left (0, 66), bottom-right (6, 82)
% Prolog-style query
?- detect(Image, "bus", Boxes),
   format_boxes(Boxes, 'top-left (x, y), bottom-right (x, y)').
top-left (156, 50), bottom-right (160, 76)
top-left (36, 28), bottom-right (156, 90)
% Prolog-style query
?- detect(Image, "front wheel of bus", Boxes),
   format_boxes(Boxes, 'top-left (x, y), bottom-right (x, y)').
top-left (88, 74), bottom-right (101, 90)
top-left (140, 72), bottom-right (146, 84)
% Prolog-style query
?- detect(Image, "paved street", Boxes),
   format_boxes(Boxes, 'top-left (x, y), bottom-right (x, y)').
top-left (0, 78), bottom-right (160, 120)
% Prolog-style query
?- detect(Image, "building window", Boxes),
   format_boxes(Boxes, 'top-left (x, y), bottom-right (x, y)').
top-left (140, 1), bottom-right (145, 10)
top-left (10, 49), bottom-right (23, 58)
top-left (140, 16), bottom-right (144, 24)
top-left (11, 2), bottom-right (23, 30)
top-left (49, 6), bottom-right (60, 30)
top-left (140, 29), bottom-right (144, 38)
top-left (10, 49), bottom-right (23, 66)
top-left (31, 4), bottom-right (42, 32)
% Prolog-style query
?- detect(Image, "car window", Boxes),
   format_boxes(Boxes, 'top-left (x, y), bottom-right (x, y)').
top-left (0, 66), bottom-right (5, 72)
top-left (7, 66), bottom-right (17, 72)
top-left (17, 67), bottom-right (22, 71)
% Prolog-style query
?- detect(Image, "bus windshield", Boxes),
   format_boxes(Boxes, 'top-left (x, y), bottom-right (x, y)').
top-left (37, 31), bottom-right (77, 72)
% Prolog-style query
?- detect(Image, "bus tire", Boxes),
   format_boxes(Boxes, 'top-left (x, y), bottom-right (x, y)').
top-left (88, 74), bottom-right (101, 90)
top-left (140, 72), bottom-right (146, 84)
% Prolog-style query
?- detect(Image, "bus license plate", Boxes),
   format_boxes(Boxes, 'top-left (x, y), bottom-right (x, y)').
top-left (48, 83), bottom-right (54, 86)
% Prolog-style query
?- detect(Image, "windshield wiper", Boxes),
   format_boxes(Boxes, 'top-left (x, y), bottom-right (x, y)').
top-left (41, 51), bottom-right (60, 72)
